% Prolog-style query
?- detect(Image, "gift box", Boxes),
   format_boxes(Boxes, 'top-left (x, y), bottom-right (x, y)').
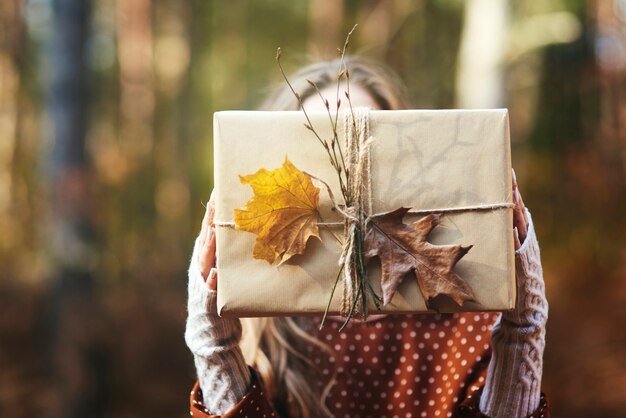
top-left (213, 109), bottom-right (515, 317)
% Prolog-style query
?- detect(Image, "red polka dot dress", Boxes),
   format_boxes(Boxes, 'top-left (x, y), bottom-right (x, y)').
top-left (305, 312), bottom-right (498, 418)
top-left (190, 311), bottom-right (501, 417)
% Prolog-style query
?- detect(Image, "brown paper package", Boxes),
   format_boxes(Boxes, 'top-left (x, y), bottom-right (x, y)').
top-left (213, 109), bottom-right (515, 317)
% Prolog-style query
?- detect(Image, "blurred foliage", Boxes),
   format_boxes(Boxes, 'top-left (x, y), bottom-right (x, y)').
top-left (0, 0), bottom-right (625, 417)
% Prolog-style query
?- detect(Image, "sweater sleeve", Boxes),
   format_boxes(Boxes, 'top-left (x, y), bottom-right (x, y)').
top-left (478, 209), bottom-right (549, 418)
top-left (190, 369), bottom-right (278, 418)
top-left (185, 237), bottom-right (252, 414)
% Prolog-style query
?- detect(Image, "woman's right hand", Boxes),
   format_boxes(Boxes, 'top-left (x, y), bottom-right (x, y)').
top-left (186, 192), bottom-right (252, 414)
top-left (198, 193), bottom-right (217, 290)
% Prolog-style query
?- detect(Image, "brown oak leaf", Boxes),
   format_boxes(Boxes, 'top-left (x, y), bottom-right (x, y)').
top-left (234, 157), bottom-right (321, 264)
top-left (363, 207), bottom-right (476, 309)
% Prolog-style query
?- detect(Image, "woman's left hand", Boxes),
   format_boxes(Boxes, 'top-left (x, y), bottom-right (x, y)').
top-left (512, 169), bottom-right (528, 250)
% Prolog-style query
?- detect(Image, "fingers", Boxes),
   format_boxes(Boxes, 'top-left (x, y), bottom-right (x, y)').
top-left (199, 225), bottom-right (216, 280)
top-left (198, 189), bottom-right (218, 282)
top-left (512, 169), bottom-right (528, 245)
top-left (208, 190), bottom-right (216, 225)
top-left (514, 226), bottom-right (521, 250)
top-left (207, 267), bottom-right (217, 290)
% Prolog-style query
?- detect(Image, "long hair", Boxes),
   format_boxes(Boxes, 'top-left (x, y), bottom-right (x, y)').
top-left (240, 55), bottom-right (410, 417)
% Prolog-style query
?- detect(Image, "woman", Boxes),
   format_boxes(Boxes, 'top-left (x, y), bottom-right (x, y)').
top-left (185, 56), bottom-right (549, 418)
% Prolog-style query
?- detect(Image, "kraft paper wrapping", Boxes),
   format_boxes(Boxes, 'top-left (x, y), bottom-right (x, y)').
top-left (213, 109), bottom-right (515, 317)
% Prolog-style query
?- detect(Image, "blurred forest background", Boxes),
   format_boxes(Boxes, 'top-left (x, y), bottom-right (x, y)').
top-left (0, 0), bottom-right (625, 417)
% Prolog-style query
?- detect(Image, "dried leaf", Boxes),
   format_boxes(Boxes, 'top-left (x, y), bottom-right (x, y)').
top-left (234, 157), bottom-right (321, 264)
top-left (363, 207), bottom-right (475, 309)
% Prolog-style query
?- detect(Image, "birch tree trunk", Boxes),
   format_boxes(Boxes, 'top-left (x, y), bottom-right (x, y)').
top-left (455, 0), bottom-right (510, 108)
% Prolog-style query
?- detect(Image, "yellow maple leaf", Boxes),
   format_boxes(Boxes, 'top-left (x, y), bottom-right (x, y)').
top-left (234, 157), bottom-right (321, 264)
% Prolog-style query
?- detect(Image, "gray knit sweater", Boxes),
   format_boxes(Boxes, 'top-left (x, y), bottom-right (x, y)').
top-left (185, 209), bottom-right (548, 417)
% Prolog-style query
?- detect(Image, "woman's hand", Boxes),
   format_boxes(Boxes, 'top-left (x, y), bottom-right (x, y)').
top-left (198, 193), bottom-right (217, 290)
top-left (480, 170), bottom-right (548, 417)
top-left (512, 169), bottom-right (528, 250)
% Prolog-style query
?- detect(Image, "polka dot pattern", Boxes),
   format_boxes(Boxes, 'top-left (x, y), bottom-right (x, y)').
top-left (303, 312), bottom-right (498, 417)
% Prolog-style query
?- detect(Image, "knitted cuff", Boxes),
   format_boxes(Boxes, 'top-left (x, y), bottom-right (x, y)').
top-left (479, 210), bottom-right (548, 418)
top-left (184, 237), bottom-right (251, 414)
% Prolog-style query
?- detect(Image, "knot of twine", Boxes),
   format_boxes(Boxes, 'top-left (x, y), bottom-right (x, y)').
top-left (338, 108), bottom-right (373, 316)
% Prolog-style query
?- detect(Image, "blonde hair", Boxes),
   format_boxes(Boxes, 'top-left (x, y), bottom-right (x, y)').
top-left (240, 55), bottom-right (410, 417)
